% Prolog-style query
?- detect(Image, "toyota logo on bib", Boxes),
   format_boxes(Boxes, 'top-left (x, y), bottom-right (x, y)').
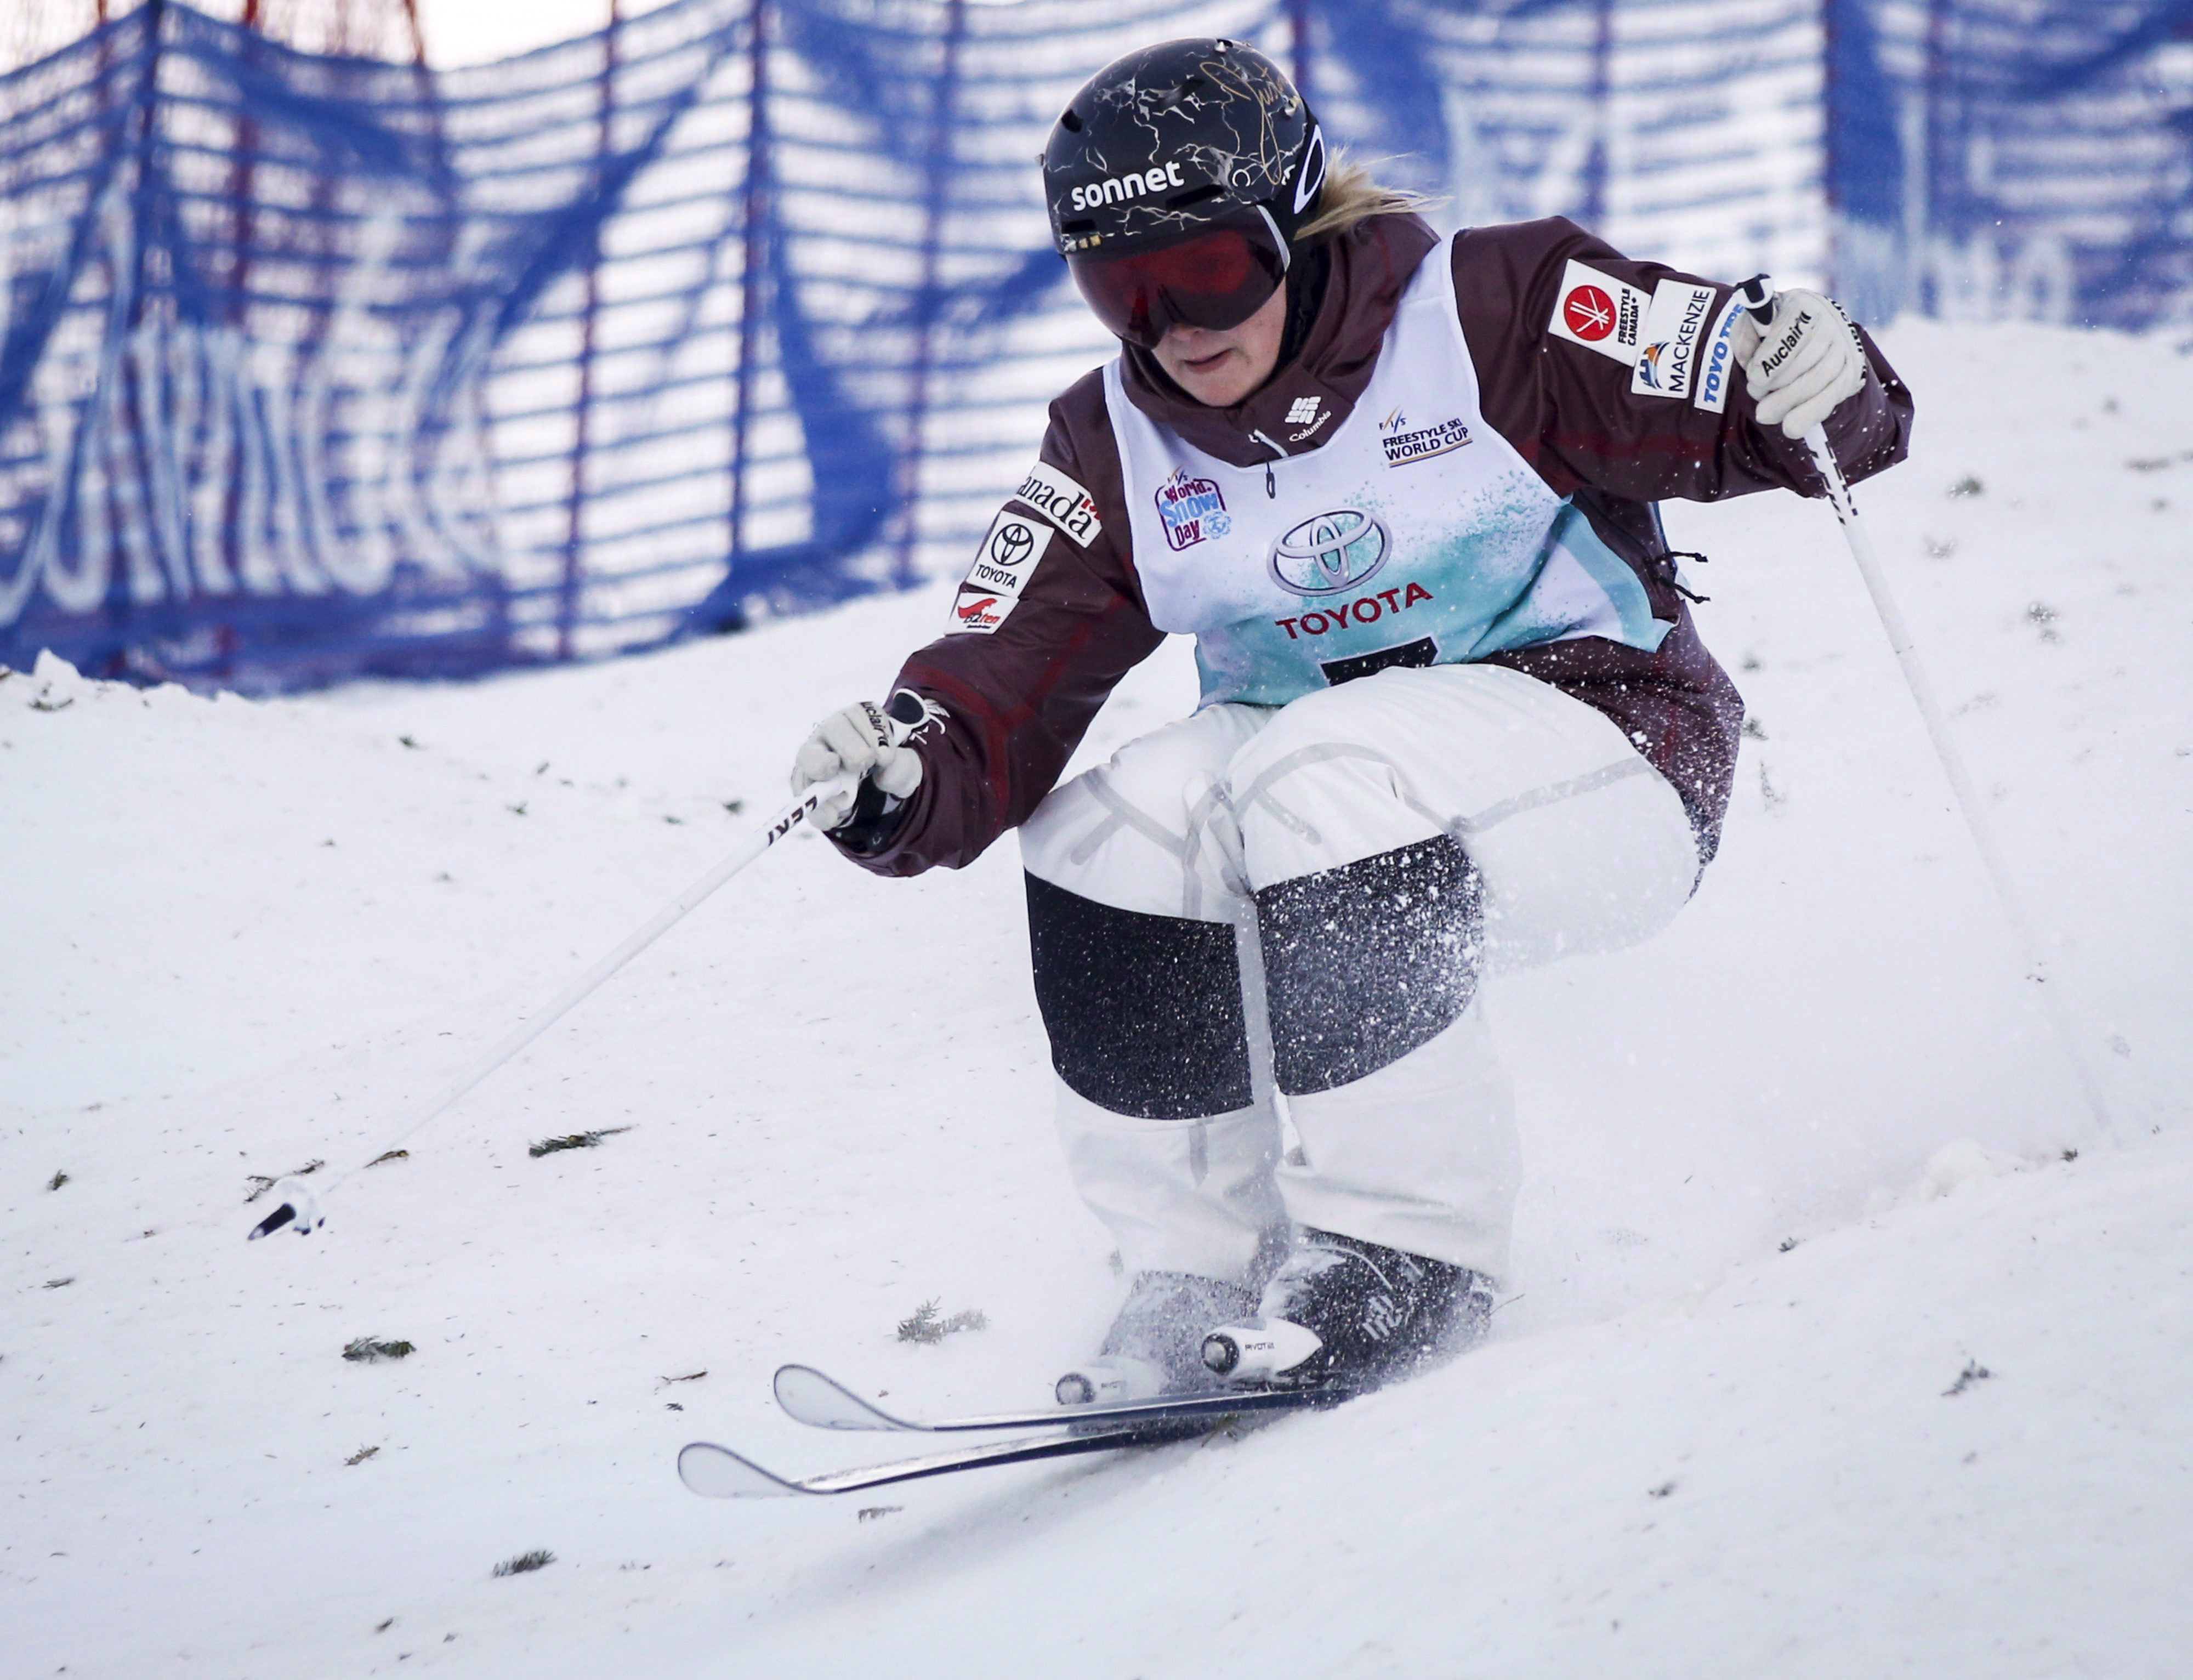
top-left (1268, 508), bottom-right (1390, 597)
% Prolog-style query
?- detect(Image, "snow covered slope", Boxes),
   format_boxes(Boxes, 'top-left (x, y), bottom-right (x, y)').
top-left (4, 321), bottom-right (2188, 1677)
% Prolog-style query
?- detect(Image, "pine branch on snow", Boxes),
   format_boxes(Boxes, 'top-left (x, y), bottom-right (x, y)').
top-left (493, 1550), bottom-right (555, 1577)
top-left (896, 1299), bottom-right (988, 1344)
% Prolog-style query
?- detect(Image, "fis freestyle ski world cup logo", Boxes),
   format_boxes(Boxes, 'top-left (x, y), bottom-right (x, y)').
top-left (1155, 469), bottom-right (1230, 550)
top-left (1379, 407), bottom-right (1473, 467)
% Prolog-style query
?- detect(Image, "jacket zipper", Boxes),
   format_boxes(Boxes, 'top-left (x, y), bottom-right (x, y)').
top-left (1249, 429), bottom-right (1288, 498)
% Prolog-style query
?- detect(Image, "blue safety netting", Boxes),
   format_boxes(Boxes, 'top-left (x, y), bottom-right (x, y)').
top-left (2, 0), bottom-right (2189, 691)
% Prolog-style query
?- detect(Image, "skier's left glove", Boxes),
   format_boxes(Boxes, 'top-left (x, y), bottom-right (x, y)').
top-left (790, 691), bottom-right (935, 835)
top-left (1731, 288), bottom-right (1868, 439)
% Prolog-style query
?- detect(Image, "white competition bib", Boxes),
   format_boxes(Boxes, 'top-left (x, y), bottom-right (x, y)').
top-left (1105, 234), bottom-right (1671, 708)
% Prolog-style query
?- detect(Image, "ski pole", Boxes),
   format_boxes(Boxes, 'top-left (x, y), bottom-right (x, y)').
top-left (248, 768), bottom-right (860, 1240)
top-left (1737, 279), bottom-right (2115, 1142)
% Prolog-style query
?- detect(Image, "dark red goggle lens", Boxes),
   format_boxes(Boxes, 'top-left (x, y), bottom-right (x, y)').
top-left (1067, 223), bottom-right (1287, 348)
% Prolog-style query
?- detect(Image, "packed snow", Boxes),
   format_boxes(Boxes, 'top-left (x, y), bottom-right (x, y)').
top-left (4, 320), bottom-right (2189, 1676)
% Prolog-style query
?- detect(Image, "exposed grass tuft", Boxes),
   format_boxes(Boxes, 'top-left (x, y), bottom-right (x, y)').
top-left (1942, 1359), bottom-right (1993, 1398)
top-left (529, 1126), bottom-right (632, 1158)
top-left (47, 1170), bottom-right (68, 1191)
top-left (346, 1445), bottom-right (380, 1466)
top-left (493, 1550), bottom-right (555, 1577)
top-left (367, 1149), bottom-right (410, 1167)
top-left (243, 1160), bottom-right (325, 1202)
top-left (343, 1336), bottom-right (415, 1363)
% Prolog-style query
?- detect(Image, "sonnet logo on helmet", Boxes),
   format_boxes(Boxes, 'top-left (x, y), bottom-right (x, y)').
top-left (1068, 161), bottom-right (1189, 212)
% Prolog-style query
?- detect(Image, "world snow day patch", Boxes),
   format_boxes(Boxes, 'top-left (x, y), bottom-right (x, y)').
top-left (1629, 279), bottom-right (1720, 401)
top-left (948, 507), bottom-right (1052, 635)
top-left (1155, 467), bottom-right (1230, 551)
top-left (1547, 259), bottom-right (1649, 364)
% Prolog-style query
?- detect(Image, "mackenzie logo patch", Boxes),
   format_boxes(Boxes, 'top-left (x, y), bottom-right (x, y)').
top-left (1629, 280), bottom-right (1718, 401)
top-left (1379, 406), bottom-right (1472, 467)
top-left (1155, 469), bottom-right (1230, 551)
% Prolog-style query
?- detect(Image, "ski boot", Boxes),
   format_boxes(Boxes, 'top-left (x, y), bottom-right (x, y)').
top-left (1200, 1228), bottom-right (1493, 1391)
top-left (1055, 1270), bottom-right (1259, 1406)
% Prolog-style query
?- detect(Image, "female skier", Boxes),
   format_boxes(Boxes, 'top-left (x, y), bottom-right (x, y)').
top-left (789, 38), bottom-right (1913, 1404)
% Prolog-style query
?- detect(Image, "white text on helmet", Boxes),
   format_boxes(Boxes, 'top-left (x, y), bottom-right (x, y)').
top-left (1069, 161), bottom-right (1188, 212)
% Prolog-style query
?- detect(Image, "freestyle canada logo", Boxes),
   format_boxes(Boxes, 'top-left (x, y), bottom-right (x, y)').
top-left (1155, 469), bottom-right (1230, 550)
top-left (1379, 407), bottom-right (1473, 467)
top-left (1067, 160), bottom-right (1187, 212)
top-left (1563, 281), bottom-right (1639, 347)
top-left (1276, 580), bottom-right (1434, 641)
top-left (1563, 285), bottom-right (1616, 340)
top-left (1268, 507), bottom-right (1389, 597)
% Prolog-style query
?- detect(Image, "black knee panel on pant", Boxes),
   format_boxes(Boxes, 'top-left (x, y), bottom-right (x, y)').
top-left (1255, 835), bottom-right (1484, 1096)
top-left (1025, 872), bottom-right (1254, 1120)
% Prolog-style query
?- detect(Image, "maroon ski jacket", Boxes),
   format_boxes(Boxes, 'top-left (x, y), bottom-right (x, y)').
top-left (835, 213), bottom-right (1913, 876)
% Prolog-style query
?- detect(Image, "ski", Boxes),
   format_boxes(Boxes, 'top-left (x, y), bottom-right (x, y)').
top-left (772, 1362), bottom-right (1352, 1435)
top-left (677, 1417), bottom-right (1214, 1499)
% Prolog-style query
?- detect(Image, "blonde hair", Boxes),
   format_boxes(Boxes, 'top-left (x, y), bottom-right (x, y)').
top-left (1295, 156), bottom-right (1442, 245)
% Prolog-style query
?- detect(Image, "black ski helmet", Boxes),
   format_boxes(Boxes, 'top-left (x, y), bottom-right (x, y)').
top-left (1042, 38), bottom-right (1327, 260)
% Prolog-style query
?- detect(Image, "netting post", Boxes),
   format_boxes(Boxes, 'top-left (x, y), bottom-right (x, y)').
top-left (729, 0), bottom-right (771, 590)
top-left (1821, 0), bottom-right (1837, 297)
top-left (893, 0), bottom-right (965, 591)
top-left (1580, 0), bottom-right (1614, 229)
top-left (559, 0), bottom-right (621, 663)
top-left (1288, 0), bottom-right (1312, 104)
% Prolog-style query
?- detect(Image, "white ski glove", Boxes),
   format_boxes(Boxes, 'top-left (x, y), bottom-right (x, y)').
top-left (791, 697), bottom-right (926, 831)
top-left (1730, 288), bottom-right (1868, 439)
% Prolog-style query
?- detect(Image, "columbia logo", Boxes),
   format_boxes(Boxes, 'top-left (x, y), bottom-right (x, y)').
top-left (1361, 1295), bottom-right (1404, 1340)
top-left (1286, 396), bottom-right (1322, 426)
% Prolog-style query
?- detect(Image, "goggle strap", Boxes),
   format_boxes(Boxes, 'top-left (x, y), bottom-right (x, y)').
top-left (1253, 204), bottom-right (1291, 275)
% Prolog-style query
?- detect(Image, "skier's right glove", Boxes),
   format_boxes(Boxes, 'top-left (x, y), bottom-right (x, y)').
top-left (1730, 287), bottom-right (1868, 439)
top-left (790, 694), bottom-right (930, 832)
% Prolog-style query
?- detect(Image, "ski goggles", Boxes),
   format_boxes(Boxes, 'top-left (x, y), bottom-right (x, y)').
top-left (1065, 209), bottom-right (1289, 349)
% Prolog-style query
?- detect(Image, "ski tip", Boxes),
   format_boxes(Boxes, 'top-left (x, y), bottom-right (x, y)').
top-left (772, 1365), bottom-right (913, 1432)
top-left (677, 1441), bottom-right (809, 1499)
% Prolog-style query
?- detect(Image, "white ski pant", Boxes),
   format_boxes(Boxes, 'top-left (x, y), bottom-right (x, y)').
top-left (1018, 663), bottom-right (1698, 1284)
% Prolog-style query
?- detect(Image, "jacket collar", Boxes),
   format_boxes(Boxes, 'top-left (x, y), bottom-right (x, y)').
top-left (1117, 213), bottom-right (1439, 470)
